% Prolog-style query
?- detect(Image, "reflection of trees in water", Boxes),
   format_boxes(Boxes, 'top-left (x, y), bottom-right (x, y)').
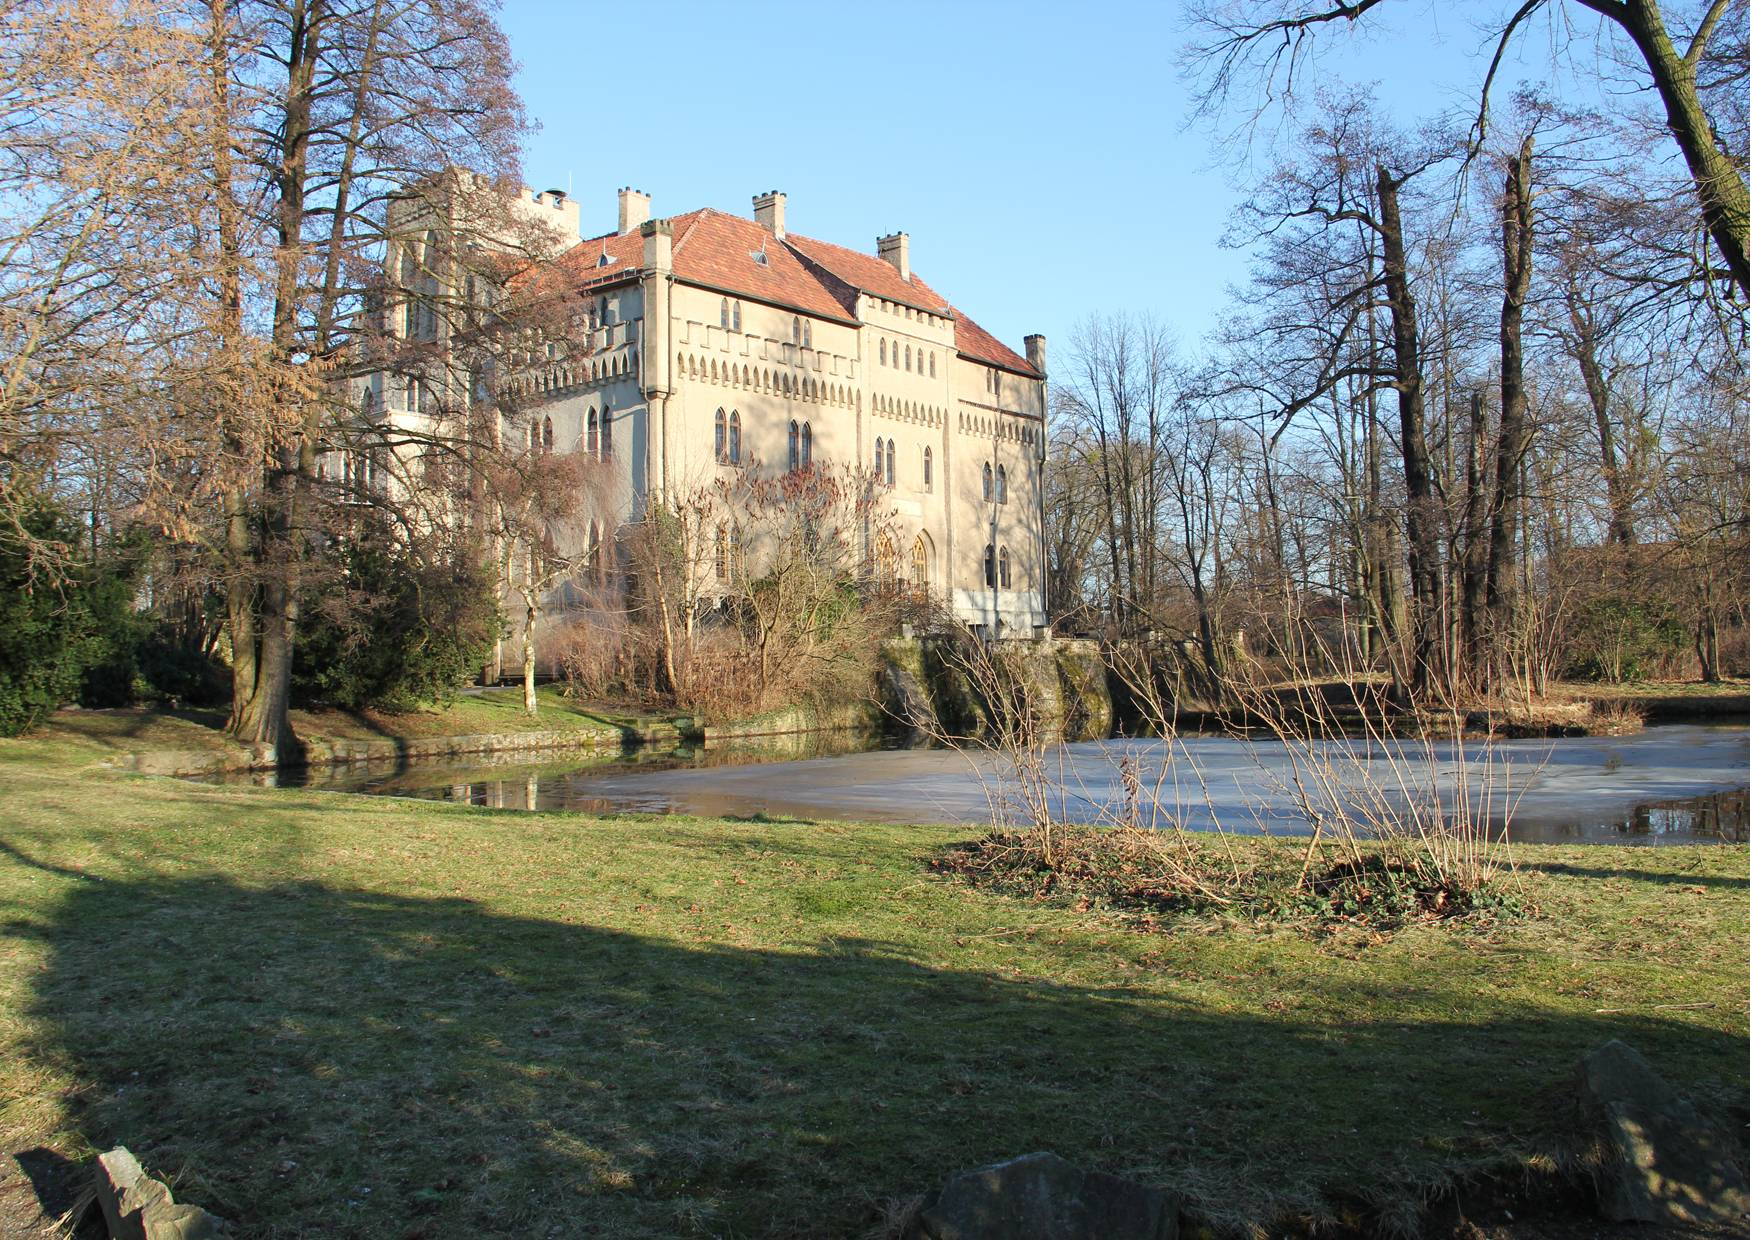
top-left (1620, 790), bottom-right (1749, 842)
top-left (350, 728), bottom-right (896, 815)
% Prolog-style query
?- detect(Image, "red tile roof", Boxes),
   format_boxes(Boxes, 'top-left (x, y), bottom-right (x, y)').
top-left (528, 206), bottom-right (1041, 379)
top-left (783, 233), bottom-right (951, 315)
top-left (671, 211), bottom-right (858, 324)
top-left (949, 309), bottom-right (1038, 378)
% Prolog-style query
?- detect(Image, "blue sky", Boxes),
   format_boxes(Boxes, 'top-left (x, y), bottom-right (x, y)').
top-left (498, 1), bottom-right (1595, 363)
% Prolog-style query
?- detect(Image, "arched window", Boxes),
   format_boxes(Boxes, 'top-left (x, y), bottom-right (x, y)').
top-left (885, 439), bottom-right (895, 486)
top-left (923, 446), bottom-right (933, 491)
top-left (601, 405), bottom-right (613, 459)
top-left (904, 344), bottom-right (911, 371)
top-left (788, 420), bottom-right (800, 471)
top-left (802, 321), bottom-right (812, 348)
top-left (982, 462), bottom-right (993, 501)
top-left (527, 420), bottom-right (538, 453)
top-left (728, 410), bottom-right (741, 464)
top-left (999, 546), bottom-right (1012, 590)
top-left (541, 415), bottom-right (553, 454)
top-left (732, 301), bottom-right (742, 331)
top-left (586, 520), bottom-right (601, 582)
top-left (873, 436), bottom-right (884, 476)
top-left (911, 534), bottom-right (929, 587)
top-left (715, 525), bottom-right (728, 580)
top-left (801, 421), bottom-right (813, 467)
top-left (983, 543), bottom-right (996, 589)
top-left (715, 408), bottom-right (726, 462)
top-left (876, 532), bottom-right (896, 580)
top-left (586, 408), bottom-right (599, 457)
top-left (879, 339), bottom-right (887, 366)
top-left (929, 352), bottom-right (936, 378)
top-left (792, 316), bottom-right (801, 345)
top-left (720, 298), bottom-right (729, 329)
top-left (996, 464), bottom-right (1008, 504)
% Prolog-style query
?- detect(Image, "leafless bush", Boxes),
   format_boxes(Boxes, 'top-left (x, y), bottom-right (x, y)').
top-left (938, 628), bottom-right (1525, 926)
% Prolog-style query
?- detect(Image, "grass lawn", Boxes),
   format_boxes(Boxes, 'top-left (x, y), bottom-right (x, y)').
top-left (0, 734), bottom-right (1746, 1238)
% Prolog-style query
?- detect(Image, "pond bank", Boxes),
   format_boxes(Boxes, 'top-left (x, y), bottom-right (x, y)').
top-left (37, 689), bottom-right (886, 778)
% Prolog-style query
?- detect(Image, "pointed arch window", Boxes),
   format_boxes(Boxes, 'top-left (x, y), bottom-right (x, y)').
top-left (929, 352), bottom-right (936, 378)
top-left (541, 415), bottom-right (553, 454)
top-left (586, 408), bottom-right (599, 457)
top-left (999, 547), bottom-right (1012, 590)
top-left (885, 439), bottom-right (895, 486)
top-left (801, 421), bottom-right (813, 468)
top-left (728, 410), bottom-right (741, 464)
top-left (873, 436), bottom-right (884, 477)
top-left (982, 462), bottom-right (993, 502)
top-left (911, 534), bottom-right (929, 587)
top-left (876, 531), bottom-right (896, 581)
top-left (792, 316), bottom-right (802, 345)
top-left (923, 446), bottom-right (933, 491)
top-left (996, 464), bottom-right (1008, 504)
top-left (601, 404), bottom-right (613, 460)
top-left (732, 301), bottom-right (742, 331)
top-left (904, 344), bottom-right (912, 371)
top-left (715, 408), bottom-right (727, 462)
top-left (788, 420), bottom-right (800, 471)
top-left (720, 298), bottom-right (729, 329)
top-left (983, 543), bottom-right (996, 589)
top-left (879, 339), bottom-right (887, 366)
top-left (802, 321), bottom-right (812, 348)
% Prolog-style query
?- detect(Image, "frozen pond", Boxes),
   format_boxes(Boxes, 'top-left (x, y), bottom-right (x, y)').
top-left (251, 723), bottom-right (1750, 844)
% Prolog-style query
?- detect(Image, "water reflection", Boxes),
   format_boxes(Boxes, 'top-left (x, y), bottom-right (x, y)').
top-left (209, 725), bottom-right (1750, 845)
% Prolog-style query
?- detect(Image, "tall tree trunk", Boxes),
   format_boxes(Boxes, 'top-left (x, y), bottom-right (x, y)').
top-left (1603, 0), bottom-right (1750, 304)
top-left (1459, 388), bottom-right (1490, 678)
top-left (1564, 281), bottom-right (1636, 544)
top-left (234, 0), bottom-right (322, 756)
top-left (523, 565), bottom-right (539, 714)
top-left (205, 1), bottom-right (261, 738)
top-left (1376, 164), bottom-right (1444, 698)
top-left (1485, 137), bottom-right (1535, 691)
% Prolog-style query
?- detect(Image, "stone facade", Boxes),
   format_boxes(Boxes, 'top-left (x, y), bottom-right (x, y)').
top-left (370, 181), bottom-right (1049, 662)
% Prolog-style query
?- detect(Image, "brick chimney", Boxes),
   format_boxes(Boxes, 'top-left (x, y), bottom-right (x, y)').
top-left (618, 187), bottom-right (650, 235)
top-left (753, 190), bottom-right (786, 240)
top-left (1024, 334), bottom-right (1047, 376)
top-left (877, 232), bottom-right (910, 281)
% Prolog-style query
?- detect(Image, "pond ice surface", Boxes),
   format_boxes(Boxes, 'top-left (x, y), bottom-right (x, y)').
top-left (301, 723), bottom-right (1750, 844)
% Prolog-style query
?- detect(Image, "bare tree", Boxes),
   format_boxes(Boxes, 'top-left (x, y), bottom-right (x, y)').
top-left (175, 0), bottom-right (551, 755)
top-left (1188, 1), bottom-right (1750, 309)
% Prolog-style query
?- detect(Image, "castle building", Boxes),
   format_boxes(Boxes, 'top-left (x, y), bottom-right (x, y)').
top-left (378, 183), bottom-right (1048, 645)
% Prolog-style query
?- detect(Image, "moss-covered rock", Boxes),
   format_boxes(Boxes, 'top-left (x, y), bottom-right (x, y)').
top-left (879, 635), bottom-right (1114, 745)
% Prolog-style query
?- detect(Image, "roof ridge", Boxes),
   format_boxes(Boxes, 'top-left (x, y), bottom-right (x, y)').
top-left (668, 209), bottom-right (708, 256)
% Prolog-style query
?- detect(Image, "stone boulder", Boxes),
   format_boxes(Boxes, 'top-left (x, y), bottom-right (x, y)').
top-left (1575, 1039), bottom-right (1750, 1226)
top-left (909, 1151), bottom-right (1178, 1240)
top-left (94, 1147), bottom-right (229, 1240)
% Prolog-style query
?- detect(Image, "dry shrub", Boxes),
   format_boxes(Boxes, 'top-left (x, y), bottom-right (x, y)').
top-left (554, 607), bottom-right (650, 704)
top-left (931, 635), bottom-right (1528, 933)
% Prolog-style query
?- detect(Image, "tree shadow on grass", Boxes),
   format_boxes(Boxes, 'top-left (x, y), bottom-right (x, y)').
top-left (1529, 861), bottom-right (1750, 891)
top-left (4, 856), bottom-right (1747, 1239)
